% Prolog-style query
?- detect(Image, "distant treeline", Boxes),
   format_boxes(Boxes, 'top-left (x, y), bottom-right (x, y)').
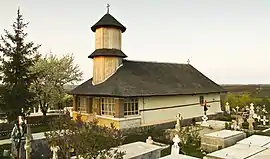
top-left (221, 84), bottom-right (270, 98)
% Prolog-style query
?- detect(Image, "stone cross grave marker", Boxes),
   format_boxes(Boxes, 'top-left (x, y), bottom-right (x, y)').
top-left (146, 136), bottom-right (154, 144)
top-left (249, 103), bottom-right (255, 116)
top-left (262, 105), bottom-right (268, 114)
top-left (33, 107), bottom-right (36, 113)
top-left (171, 135), bottom-right (181, 156)
top-left (237, 116), bottom-right (244, 129)
top-left (256, 106), bottom-right (260, 113)
top-left (245, 105), bottom-right (250, 111)
top-left (256, 115), bottom-right (261, 122)
top-left (50, 146), bottom-right (59, 159)
top-left (202, 115), bottom-right (208, 124)
top-left (38, 105), bottom-right (42, 113)
top-left (225, 102), bottom-right (230, 114)
top-left (236, 106), bottom-right (240, 112)
top-left (231, 120), bottom-right (239, 130)
top-left (175, 113), bottom-right (182, 131)
top-left (261, 116), bottom-right (269, 126)
top-left (247, 116), bottom-right (255, 131)
top-left (201, 100), bottom-right (211, 115)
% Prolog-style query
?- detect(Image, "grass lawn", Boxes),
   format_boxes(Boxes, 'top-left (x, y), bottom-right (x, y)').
top-left (31, 124), bottom-right (50, 133)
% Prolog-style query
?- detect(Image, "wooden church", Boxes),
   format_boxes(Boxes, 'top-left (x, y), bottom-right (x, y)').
top-left (70, 6), bottom-right (226, 129)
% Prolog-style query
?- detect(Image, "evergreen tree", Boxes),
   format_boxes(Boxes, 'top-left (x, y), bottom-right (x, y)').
top-left (0, 9), bottom-right (40, 118)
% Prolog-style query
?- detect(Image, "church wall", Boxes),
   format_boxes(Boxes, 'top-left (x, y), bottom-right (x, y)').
top-left (95, 27), bottom-right (122, 50)
top-left (139, 93), bottom-right (221, 126)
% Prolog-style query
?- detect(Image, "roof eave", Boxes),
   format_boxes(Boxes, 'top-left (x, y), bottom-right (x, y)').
top-left (69, 91), bottom-right (225, 97)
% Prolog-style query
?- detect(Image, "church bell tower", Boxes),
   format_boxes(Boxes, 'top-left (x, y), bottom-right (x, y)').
top-left (89, 4), bottom-right (127, 85)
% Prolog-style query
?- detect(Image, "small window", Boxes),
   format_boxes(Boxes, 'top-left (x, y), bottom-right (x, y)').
top-left (101, 97), bottom-right (115, 116)
top-left (199, 96), bottom-right (204, 105)
top-left (77, 97), bottom-right (87, 113)
top-left (124, 98), bottom-right (139, 116)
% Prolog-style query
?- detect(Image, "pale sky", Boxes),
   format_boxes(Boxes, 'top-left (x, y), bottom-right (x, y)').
top-left (0, 0), bottom-right (269, 84)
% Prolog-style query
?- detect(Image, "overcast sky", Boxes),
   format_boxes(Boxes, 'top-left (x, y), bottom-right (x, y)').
top-left (0, 0), bottom-right (269, 84)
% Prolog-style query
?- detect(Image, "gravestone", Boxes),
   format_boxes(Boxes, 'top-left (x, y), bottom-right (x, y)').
top-left (256, 115), bottom-right (261, 122)
top-left (230, 120), bottom-right (239, 130)
top-left (146, 136), bottom-right (154, 144)
top-left (171, 135), bottom-right (180, 156)
top-left (175, 113), bottom-right (182, 131)
top-left (38, 105), bottom-right (42, 113)
top-left (202, 115), bottom-right (208, 124)
top-left (249, 103), bottom-right (255, 116)
top-left (225, 102), bottom-right (230, 114)
top-left (201, 130), bottom-right (246, 152)
top-left (206, 143), bottom-right (266, 159)
top-left (256, 106), bottom-right (260, 113)
top-left (236, 106), bottom-right (240, 112)
top-left (262, 105), bottom-right (268, 114)
top-left (50, 146), bottom-right (59, 159)
top-left (261, 116), bottom-right (269, 126)
top-left (237, 116), bottom-right (244, 129)
top-left (247, 116), bottom-right (255, 131)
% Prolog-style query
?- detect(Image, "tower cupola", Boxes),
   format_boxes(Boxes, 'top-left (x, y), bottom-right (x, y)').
top-left (89, 5), bottom-right (127, 85)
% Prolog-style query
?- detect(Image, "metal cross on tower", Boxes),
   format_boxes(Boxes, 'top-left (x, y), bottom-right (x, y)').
top-left (106, 4), bottom-right (110, 13)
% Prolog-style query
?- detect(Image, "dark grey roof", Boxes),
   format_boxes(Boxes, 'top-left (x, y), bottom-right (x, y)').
top-left (91, 13), bottom-right (126, 33)
top-left (70, 60), bottom-right (226, 97)
top-left (88, 49), bottom-right (127, 58)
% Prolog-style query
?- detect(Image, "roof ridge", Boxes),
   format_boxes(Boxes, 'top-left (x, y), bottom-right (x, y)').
top-left (124, 59), bottom-right (189, 65)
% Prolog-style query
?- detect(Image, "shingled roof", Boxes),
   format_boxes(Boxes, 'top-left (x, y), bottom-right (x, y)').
top-left (70, 60), bottom-right (226, 97)
top-left (91, 13), bottom-right (126, 33)
top-left (88, 49), bottom-right (127, 58)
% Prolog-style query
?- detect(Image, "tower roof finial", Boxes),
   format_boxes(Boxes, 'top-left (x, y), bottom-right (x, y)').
top-left (106, 4), bottom-right (110, 14)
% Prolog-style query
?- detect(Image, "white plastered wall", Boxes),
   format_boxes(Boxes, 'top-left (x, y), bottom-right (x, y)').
top-left (139, 94), bottom-right (221, 126)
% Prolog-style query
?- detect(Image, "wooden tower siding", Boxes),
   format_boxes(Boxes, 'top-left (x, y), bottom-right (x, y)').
top-left (93, 28), bottom-right (123, 84)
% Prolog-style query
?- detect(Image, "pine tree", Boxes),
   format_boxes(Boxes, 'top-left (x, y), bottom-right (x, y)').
top-left (0, 8), bottom-right (40, 118)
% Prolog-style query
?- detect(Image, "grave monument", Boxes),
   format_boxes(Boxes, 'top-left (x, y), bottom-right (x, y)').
top-left (201, 130), bottom-right (246, 152)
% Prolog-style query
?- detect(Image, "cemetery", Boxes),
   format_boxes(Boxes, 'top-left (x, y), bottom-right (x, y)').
top-left (0, 100), bottom-right (268, 159)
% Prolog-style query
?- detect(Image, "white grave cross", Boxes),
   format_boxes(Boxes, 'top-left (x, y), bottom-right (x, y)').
top-left (257, 115), bottom-right (261, 122)
top-left (146, 136), bottom-right (154, 144)
top-left (261, 116), bottom-right (269, 126)
top-left (249, 103), bottom-right (255, 117)
top-left (202, 115), bottom-right (208, 123)
top-left (236, 106), bottom-right (240, 112)
top-left (50, 146), bottom-right (59, 159)
top-left (171, 135), bottom-right (181, 155)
